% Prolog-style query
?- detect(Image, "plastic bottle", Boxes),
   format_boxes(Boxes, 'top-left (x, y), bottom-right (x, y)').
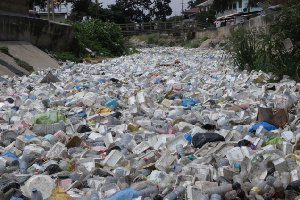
top-left (31, 188), bottom-right (43, 200)
top-left (210, 194), bottom-right (222, 200)
top-left (107, 116), bottom-right (121, 125)
top-left (212, 153), bottom-right (229, 167)
top-left (286, 157), bottom-right (297, 171)
top-left (171, 165), bottom-right (183, 173)
top-left (163, 186), bottom-right (185, 200)
top-left (19, 161), bottom-right (27, 174)
top-left (5, 156), bottom-right (19, 167)
top-left (176, 144), bottom-right (185, 158)
top-left (32, 122), bottom-right (66, 136)
top-left (272, 178), bottom-right (284, 198)
top-left (21, 154), bottom-right (33, 163)
top-left (49, 135), bottom-right (59, 144)
top-left (146, 126), bottom-right (166, 134)
top-left (137, 186), bottom-right (158, 198)
top-left (199, 194), bottom-right (210, 200)
top-left (105, 176), bottom-right (118, 185)
top-left (266, 176), bottom-right (276, 186)
top-left (136, 158), bottom-right (148, 170)
top-left (121, 133), bottom-right (133, 148)
top-left (137, 168), bottom-right (152, 177)
top-left (90, 192), bottom-right (100, 200)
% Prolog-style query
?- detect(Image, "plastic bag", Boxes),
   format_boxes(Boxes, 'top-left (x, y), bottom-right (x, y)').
top-left (31, 110), bottom-right (66, 125)
top-left (286, 180), bottom-right (300, 193)
top-left (266, 137), bottom-right (284, 146)
top-left (106, 187), bottom-right (138, 200)
top-left (93, 168), bottom-right (113, 177)
top-left (192, 133), bottom-right (225, 149)
top-left (249, 122), bottom-right (277, 133)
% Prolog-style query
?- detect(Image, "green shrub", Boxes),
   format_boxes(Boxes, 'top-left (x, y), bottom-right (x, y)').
top-left (157, 40), bottom-right (168, 46)
top-left (51, 51), bottom-right (80, 62)
top-left (146, 33), bottom-right (160, 44)
top-left (71, 19), bottom-right (130, 58)
top-left (0, 46), bottom-right (9, 55)
top-left (228, 0), bottom-right (300, 80)
top-left (14, 58), bottom-right (34, 72)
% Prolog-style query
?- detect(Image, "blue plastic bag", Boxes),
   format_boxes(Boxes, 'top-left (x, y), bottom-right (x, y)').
top-left (249, 122), bottom-right (277, 133)
top-left (106, 187), bottom-right (138, 200)
top-left (184, 133), bottom-right (192, 142)
top-left (105, 99), bottom-right (119, 108)
top-left (181, 98), bottom-right (195, 107)
top-left (2, 151), bottom-right (20, 160)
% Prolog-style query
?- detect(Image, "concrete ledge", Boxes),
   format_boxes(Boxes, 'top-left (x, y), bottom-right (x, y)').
top-left (0, 14), bottom-right (77, 52)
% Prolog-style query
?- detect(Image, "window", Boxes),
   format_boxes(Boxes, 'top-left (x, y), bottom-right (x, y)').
top-left (239, 0), bottom-right (242, 8)
top-left (233, 3), bottom-right (237, 9)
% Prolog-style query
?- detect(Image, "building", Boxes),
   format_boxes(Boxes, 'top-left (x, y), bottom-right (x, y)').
top-left (215, 0), bottom-right (264, 27)
top-left (197, 0), bottom-right (214, 12)
top-left (215, 0), bottom-right (290, 27)
top-left (34, 0), bottom-right (72, 22)
top-left (0, 0), bottom-right (29, 16)
top-left (182, 7), bottom-right (200, 21)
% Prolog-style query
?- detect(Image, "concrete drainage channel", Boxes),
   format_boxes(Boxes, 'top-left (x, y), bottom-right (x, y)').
top-left (0, 46), bottom-right (299, 200)
top-left (0, 59), bottom-right (26, 77)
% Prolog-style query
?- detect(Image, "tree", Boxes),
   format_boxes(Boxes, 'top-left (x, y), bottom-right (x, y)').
top-left (211, 0), bottom-right (228, 12)
top-left (187, 0), bottom-right (206, 9)
top-left (115, 0), bottom-right (172, 22)
top-left (149, 0), bottom-right (172, 21)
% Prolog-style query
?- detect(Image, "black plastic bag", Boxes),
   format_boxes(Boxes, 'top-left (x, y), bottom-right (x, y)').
top-left (201, 124), bottom-right (216, 130)
top-left (235, 139), bottom-right (251, 147)
top-left (44, 164), bottom-right (62, 175)
top-left (0, 179), bottom-right (20, 193)
top-left (110, 78), bottom-right (119, 83)
top-left (112, 111), bottom-right (122, 119)
top-left (286, 180), bottom-right (300, 193)
top-left (93, 168), bottom-right (113, 177)
top-left (192, 133), bottom-right (225, 149)
top-left (77, 125), bottom-right (91, 133)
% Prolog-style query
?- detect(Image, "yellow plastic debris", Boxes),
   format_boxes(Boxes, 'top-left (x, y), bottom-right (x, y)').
top-left (51, 186), bottom-right (74, 200)
top-left (96, 107), bottom-right (112, 114)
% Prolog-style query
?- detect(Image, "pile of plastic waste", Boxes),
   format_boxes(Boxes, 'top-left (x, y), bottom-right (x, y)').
top-left (0, 46), bottom-right (300, 200)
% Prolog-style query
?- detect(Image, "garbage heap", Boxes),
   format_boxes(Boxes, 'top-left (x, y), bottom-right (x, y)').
top-left (0, 47), bottom-right (300, 200)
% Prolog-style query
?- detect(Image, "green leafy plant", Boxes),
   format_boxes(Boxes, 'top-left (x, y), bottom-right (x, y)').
top-left (227, 0), bottom-right (300, 80)
top-left (51, 51), bottom-right (81, 63)
top-left (14, 58), bottom-right (34, 72)
top-left (71, 19), bottom-right (131, 58)
top-left (0, 46), bottom-right (9, 55)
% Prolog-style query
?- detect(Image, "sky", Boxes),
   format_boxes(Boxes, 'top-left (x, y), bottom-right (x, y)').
top-left (99, 0), bottom-right (189, 17)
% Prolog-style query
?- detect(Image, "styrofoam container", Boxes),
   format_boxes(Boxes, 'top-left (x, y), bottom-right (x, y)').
top-left (46, 142), bottom-right (67, 159)
top-left (155, 151), bottom-right (176, 171)
top-left (132, 141), bottom-right (151, 154)
top-left (165, 134), bottom-right (189, 154)
top-left (102, 150), bottom-right (124, 167)
top-left (226, 147), bottom-right (245, 164)
top-left (104, 132), bottom-right (114, 149)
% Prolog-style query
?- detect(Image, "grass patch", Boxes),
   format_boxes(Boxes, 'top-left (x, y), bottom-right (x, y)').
top-left (0, 46), bottom-right (9, 55)
top-left (51, 51), bottom-right (81, 63)
top-left (157, 40), bottom-right (168, 46)
top-left (14, 58), bottom-right (34, 72)
top-left (0, 46), bottom-right (34, 72)
top-left (181, 37), bottom-right (209, 48)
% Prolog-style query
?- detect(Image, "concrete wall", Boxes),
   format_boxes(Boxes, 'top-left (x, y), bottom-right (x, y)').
top-left (0, 14), bottom-right (77, 52)
top-left (0, 0), bottom-right (29, 16)
top-left (196, 14), bottom-right (276, 39)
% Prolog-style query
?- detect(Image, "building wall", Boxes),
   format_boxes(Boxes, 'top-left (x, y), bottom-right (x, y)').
top-left (0, 14), bottom-right (77, 52)
top-left (196, 13), bottom-right (275, 39)
top-left (0, 0), bottom-right (29, 15)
